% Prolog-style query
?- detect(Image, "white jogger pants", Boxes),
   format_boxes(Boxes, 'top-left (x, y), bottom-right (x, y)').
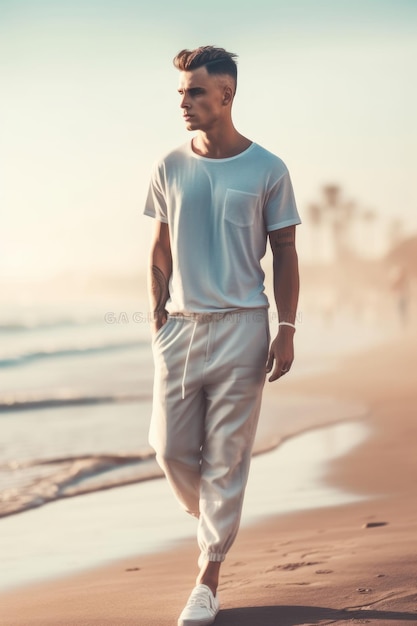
top-left (149, 309), bottom-right (269, 563)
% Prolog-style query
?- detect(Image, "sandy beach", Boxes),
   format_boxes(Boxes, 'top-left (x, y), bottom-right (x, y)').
top-left (2, 324), bottom-right (417, 626)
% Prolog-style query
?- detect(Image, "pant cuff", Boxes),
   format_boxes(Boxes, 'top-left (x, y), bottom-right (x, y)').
top-left (198, 552), bottom-right (226, 569)
top-left (202, 552), bottom-right (226, 563)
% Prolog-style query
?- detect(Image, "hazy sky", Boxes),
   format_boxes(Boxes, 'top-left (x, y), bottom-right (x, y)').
top-left (1, 0), bottom-right (416, 283)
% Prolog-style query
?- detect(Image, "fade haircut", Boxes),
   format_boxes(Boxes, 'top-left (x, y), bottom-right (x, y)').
top-left (173, 46), bottom-right (238, 93)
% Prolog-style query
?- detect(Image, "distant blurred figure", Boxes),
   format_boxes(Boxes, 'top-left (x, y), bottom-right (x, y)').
top-left (389, 265), bottom-right (411, 328)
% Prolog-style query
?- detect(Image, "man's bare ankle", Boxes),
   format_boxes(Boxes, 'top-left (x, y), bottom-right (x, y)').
top-left (196, 576), bottom-right (218, 596)
top-left (196, 561), bottom-right (221, 596)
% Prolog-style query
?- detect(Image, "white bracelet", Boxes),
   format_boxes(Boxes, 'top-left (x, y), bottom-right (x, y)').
top-left (278, 321), bottom-right (296, 330)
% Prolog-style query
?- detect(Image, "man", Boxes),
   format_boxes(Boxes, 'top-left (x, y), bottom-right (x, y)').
top-left (144, 46), bottom-right (301, 626)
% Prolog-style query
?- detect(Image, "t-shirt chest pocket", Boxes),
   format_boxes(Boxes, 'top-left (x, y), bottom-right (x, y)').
top-left (224, 189), bottom-right (259, 227)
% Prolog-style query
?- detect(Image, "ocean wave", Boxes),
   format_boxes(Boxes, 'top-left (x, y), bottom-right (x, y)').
top-left (0, 315), bottom-right (103, 334)
top-left (0, 451), bottom-right (163, 519)
top-left (0, 400), bottom-right (369, 520)
top-left (0, 391), bottom-right (151, 413)
top-left (0, 439), bottom-right (285, 520)
top-left (0, 340), bottom-right (142, 369)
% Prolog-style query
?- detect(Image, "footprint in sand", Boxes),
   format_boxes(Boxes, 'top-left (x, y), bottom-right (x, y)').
top-left (266, 561), bottom-right (322, 572)
top-left (286, 582), bottom-right (311, 586)
top-left (125, 567), bottom-right (141, 572)
top-left (301, 551), bottom-right (332, 560)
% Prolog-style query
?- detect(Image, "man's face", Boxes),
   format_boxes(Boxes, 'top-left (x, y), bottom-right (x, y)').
top-left (177, 66), bottom-right (229, 132)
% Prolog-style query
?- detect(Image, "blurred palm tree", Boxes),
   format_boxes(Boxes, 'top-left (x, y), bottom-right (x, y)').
top-left (360, 208), bottom-right (378, 257)
top-left (306, 202), bottom-right (323, 261)
top-left (321, 184), bottom-right (356, 262)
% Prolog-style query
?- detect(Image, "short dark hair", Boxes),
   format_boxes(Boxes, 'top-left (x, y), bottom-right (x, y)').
top-left (173, 46), bottom-right (238, 92)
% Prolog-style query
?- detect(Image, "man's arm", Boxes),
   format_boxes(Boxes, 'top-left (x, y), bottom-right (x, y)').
top-left (266, 225), bottom-right (300, 382)
top-left (148, 220), bottom-right (172, 333)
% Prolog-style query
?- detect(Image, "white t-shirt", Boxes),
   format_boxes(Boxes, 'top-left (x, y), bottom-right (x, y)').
top-left (144, 141), bottom-right (301, 314)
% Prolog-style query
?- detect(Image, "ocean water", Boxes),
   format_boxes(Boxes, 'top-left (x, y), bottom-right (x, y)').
top-left (0, 296), bottom-right (392, 521)
top-left (0, 298), bottom-right (159, 518)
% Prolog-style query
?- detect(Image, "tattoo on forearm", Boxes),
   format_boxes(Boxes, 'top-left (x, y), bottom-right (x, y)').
top-left (274, 241), bottom-right (294, 249)
top-left (271, 230), bottom-right (295, 250)
top-left (272, 237), bottom-right (295, 250)
top-left (151, 265), bottom-right (169, 312)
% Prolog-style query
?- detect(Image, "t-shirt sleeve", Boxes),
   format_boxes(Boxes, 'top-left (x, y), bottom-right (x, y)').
top-left (264, 169), bottom-right (301, 232)
top-left (143, 162), bottom-right (168, 223)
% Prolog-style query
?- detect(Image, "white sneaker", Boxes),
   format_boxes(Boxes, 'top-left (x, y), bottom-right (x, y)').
top-left (177, 584), bottom-right (220, 626)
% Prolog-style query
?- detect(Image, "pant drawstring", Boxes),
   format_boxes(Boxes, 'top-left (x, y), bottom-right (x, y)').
top-left (181, 320), bottom-right (198, 400)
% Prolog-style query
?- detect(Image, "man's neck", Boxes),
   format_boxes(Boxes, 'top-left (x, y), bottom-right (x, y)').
top-left (192, 127), bottom-right (252, 159)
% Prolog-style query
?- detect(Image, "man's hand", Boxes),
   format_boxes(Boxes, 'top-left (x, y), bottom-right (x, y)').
top-left (152, 310), bottom-right (168, 335)
top-left (266, 327), bottom-right (295, 382)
